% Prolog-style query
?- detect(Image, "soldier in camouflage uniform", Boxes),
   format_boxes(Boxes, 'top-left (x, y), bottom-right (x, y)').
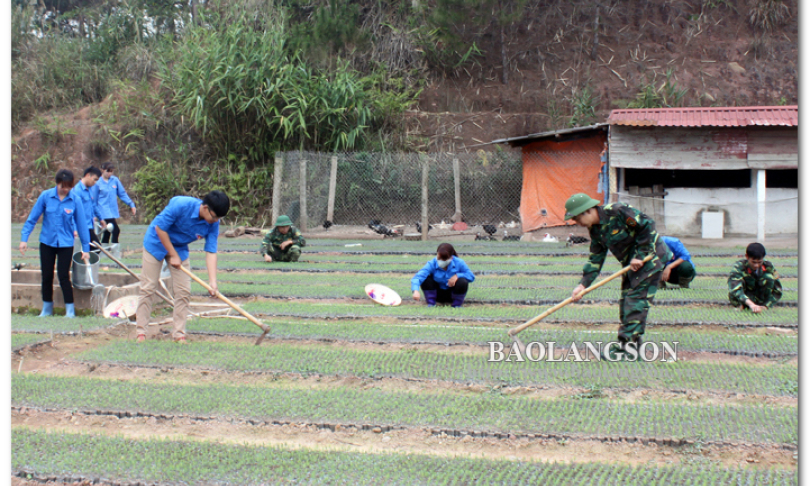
top-left (728, 242), bottom-right (781, 313)
top-left (565, 193), bottom-right (672, 361)
top-left (261, 215), bottom-right (306, 262)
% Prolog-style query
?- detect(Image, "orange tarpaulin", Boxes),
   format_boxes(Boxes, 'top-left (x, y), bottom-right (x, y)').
top-left (520, 135), bottom-right (606, 232)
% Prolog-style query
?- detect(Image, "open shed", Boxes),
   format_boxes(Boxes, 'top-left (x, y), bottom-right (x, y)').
top-left (607, 106), bottom-right (797, 239)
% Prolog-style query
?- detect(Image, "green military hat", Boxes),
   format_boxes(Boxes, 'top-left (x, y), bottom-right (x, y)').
top-left (274, 215), bottom-right (293, 227)
top-left (564, 193), bottom-right (601, 220)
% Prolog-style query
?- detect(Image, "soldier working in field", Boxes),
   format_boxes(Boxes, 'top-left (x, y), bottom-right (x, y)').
top-left (261, 215), bottom-right (306, 262)
top-left (565, 193), bottom-right (672, 360)
top-left (728, 242), bottom-right (782, 313)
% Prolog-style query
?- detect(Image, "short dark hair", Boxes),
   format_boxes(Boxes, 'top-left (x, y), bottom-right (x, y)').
top-left (437, 242), bottom-right (458, 260)
top-left (746, 242), bottom-right (766, 259)
top-left (203, 190), bottom-right (230, 218)
top-left (84, 166), bottom-right (102, 178)
top-left (100, 162), bottom-right (115, 171)
top-left (55, 169), bottom-right (74, 186)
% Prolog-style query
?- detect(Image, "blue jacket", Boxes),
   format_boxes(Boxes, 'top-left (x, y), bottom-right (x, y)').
top-left (97, 175), bottom-right (135, 219)
top-left (143, 196), bottom-right (220, 261)
top-left (70, 181), bottom-right (102, 230)
top-left (411, 256), bottom-right (475, 291)
top-left (661, 236), bottom-right (694, 267)
top-left (21, 186), bottom-right (91, 252)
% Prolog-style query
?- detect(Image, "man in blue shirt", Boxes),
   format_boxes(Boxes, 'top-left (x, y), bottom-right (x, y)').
top-left (71, 167), bottom-right (103, 252)
top-left (20, 169), bottom-right (91, 318)
top-left (97, 162), bottom-right (136, 246)
top-left (660, 236), bottom-right (697, 288)
top-left (136, 191), bottom-right (230, 343)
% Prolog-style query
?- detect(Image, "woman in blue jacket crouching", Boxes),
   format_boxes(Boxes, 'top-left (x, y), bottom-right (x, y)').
top-left (411, 243), bottom-right (475, 308)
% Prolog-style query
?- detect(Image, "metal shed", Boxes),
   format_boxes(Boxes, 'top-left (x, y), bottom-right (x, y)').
top-left (607, 106), bottom-right (797, 240)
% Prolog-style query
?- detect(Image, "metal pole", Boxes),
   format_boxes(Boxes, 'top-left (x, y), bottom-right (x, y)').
top-left (756, 169), bottom-right (766, 242)
top-left (452, 157), bottom-right (462, 221)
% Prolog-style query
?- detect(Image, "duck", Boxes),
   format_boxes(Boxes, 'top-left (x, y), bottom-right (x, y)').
top-left (506, 220), bottom-right (519, 229)
top-left (566, 233), bottom-right (590, 245)
top-left (542, 233), bottom-right (559, 243)
top-left (503, 230), bottom-right (521, 241)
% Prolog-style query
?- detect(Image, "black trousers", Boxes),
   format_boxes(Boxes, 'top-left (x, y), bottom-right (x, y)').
top-left (40, 243), bottom-right (74, 304)
top-left (101, 218), bottom-right (121, 244)
top-left (89, 229), bottom-right (100, 252)
top-left (420, 275), bottom-right (469, 303)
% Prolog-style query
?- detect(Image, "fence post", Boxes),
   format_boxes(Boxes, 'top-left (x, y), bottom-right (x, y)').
top-left (272, 153), bottom-right (283, 225)
top-left (452, 157), bottom-right (462, 222)
top-left (299, 157), bottom-right (308, 232)
top-left (421, 157), bottom-right (429, 241)
top-left (756, 169), bottom-right (766, 242)
top-left (326, 155), bottom-right (338, 224)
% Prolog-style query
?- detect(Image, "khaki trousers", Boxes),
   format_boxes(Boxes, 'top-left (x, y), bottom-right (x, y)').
top-left (136, 251), bottom-right (190, 339)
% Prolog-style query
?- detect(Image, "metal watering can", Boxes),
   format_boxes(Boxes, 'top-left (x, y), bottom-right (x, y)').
top-left (72, 251), bottom-right (101, 290)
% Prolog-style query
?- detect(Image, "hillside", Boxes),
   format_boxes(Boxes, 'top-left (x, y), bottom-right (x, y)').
top-left (11, 0), bottom-right (798, 221)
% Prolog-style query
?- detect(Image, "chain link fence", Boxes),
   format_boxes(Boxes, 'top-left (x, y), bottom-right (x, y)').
top-left (273, 151), bottom-right (523, 229)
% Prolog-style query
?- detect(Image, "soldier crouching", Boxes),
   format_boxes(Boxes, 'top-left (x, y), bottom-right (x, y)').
top-left (728, 242), bottom-right (782, 313)
top-left (261, 215), bottom-right (306, 262)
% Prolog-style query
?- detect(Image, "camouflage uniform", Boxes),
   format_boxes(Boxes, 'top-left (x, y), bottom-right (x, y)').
top-left (582, 203), bottom-right (673, 343)
top-left (728, 259), bottom-right (782, 308)
top-left (261, 226), bottom-right (306, 262)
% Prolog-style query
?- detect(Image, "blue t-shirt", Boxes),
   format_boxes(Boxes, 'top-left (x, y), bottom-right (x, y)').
top-left (143, 196), bottom-right (219, 261)
top-left (661, 236), bottom-right (693, 267)
top-left (411, 256), bottom-right (476, 291)
top-left (21, 186), bottom-right (90, 251)
top-left (71, 181), bottom-right (102, 230)
top-left (97, 175), bottom-right (135, 219)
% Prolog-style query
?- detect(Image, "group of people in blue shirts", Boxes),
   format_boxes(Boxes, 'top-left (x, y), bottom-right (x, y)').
top-left (20, 164), bottom-right (136, 318)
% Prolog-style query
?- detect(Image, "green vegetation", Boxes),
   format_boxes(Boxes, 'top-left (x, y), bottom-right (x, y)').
top-left (13, 375), bottom-right (797, 443)
top-left (11, 315), bottom-right (117, 335)
top-left (189, 318), bottom-right (797, 357)
top-left (76, 341), bottom-right (797, 396)
top-left (13, 429), bottom-right (797, 485)
top-left (239, 300), bottom-right (797, 327)
top-left (11, 333), bottom-right (49, 350)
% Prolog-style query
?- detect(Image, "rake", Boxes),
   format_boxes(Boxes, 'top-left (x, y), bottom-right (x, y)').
top-left (507, 254), bottom-right (654, 353)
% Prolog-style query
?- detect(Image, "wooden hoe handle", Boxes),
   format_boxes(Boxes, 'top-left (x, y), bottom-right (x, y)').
top-left (176, 265), bottom-right (269, 334)
top-left (92, 242), bottom-right (173, 304)
top-left (508, 254), bottom-right (655, 337)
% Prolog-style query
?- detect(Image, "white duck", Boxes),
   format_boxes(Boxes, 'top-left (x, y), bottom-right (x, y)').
top-left (506, 220), bottom-right (519, 229)
top-left (436, 220), bottom-right (451, 230)
top-left (542, 233), bottom-right (559, 243)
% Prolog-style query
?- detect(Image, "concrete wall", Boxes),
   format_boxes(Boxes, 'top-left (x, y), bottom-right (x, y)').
top-left (660, 188), bottom-right (797, 236)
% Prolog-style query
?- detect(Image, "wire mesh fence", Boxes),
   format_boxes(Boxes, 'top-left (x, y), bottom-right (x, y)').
top-left (273, 151), bottom-right (523, 229)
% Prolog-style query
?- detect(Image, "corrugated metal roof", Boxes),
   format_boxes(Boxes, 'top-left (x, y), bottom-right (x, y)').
top-left (607, 106), bottom-right (798, 127)
top-left (486, 123), bottom-right (608, 146)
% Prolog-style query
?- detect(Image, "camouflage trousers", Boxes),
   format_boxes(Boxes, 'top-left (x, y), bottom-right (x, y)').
top-left (663, 261), bottom-right (696, 288)
top-left (729, 291), bottom-right (772, 308)
top-left (618, 269), bottom-right (663, 342)
top-left (269, 245), bottom-right (302, 262)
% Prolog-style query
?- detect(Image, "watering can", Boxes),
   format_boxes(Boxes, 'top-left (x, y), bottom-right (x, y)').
top-left (72, 251), bottom-right (101, 290)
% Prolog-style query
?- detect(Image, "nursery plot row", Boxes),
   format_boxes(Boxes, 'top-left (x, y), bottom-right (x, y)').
top-left (75, 341), bottom-right (798, 396)
top-left (208, 272), bottom-right (799, 293)
top-left (12, 374), bottom-right (798, 444)
top-left (10, 315), bottom-right (121, 335)
top-left (188, 318), bottom-right (798, 357)
top-left (11, 333), bottom-right (50, 351)
top-left (10, 250), bottom-right (800, 278)
top-left (295, 252), bottom-right (799, 269)
top-left (190, 280), bottom-right (798, 305)
top-left (12, 428), bottom-right (797, 486)
top-left (241, 300), bottom-right (799, 327)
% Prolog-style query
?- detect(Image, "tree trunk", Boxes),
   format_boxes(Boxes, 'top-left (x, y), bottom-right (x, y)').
top-left (191, 0), bottom-right (198, 26)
